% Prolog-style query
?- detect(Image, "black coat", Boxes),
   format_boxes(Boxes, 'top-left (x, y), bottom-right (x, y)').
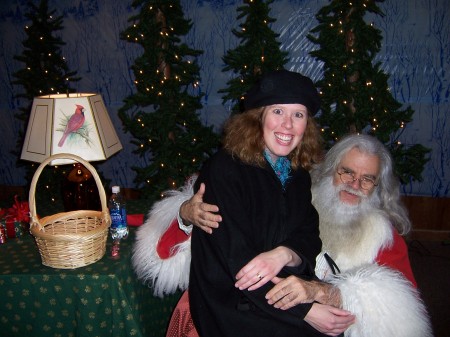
top-left (189, 149), bottom-right (324, 337)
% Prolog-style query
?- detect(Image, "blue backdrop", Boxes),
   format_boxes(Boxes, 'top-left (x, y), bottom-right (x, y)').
top-left (0, 0), bottom-right (448, 197)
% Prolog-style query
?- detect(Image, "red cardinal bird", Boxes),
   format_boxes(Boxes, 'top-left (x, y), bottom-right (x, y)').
top-left (58, 104), bottom-right (85, 147)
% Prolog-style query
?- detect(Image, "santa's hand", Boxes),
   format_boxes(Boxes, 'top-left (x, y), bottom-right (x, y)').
top-left (266, 276), bottom-right (314, 309)
top-left (267, 276), bottom-right (342, 310)
top-left (180, 183), bottom-right (221, 234)
top-left (304, 303), bottom-right (355, 336)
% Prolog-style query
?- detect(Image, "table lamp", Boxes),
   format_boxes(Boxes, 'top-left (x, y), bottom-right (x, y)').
top-left (20, 93), bottom-right (123, 211)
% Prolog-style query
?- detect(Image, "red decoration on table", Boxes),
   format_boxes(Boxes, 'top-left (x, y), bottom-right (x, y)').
top-left (8, 195), bottom-right (31, 223)
top-left (127, 214), bottom-right (144, 227)
top-left (1, 195), bottom-right (30, 238)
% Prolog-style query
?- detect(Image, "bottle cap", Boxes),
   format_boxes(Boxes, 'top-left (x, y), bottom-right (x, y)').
top-left (112, 186), bottom-right (120, 194)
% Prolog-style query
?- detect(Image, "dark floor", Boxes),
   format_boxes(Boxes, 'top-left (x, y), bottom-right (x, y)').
top-left (408, 239), bottom-right (450, 337)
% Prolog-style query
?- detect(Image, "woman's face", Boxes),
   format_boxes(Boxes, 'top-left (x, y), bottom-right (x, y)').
top-left (262, 103), bottom-right (308, 162)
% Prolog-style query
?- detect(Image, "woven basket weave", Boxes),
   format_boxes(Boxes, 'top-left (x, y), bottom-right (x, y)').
top-left (29, 153), bottom-right (111, 269)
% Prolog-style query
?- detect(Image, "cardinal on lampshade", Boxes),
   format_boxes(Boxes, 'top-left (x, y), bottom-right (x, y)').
top-left (21, 93), bottom-right (122, 166)
top-left (58, 103), bottom-right (86, 147)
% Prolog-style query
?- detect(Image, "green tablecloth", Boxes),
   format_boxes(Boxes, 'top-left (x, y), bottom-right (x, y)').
top-left (0, 225), bottom-right (182, 337)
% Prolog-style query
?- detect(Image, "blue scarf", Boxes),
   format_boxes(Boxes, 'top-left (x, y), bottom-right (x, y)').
top-left (264, 150), bottom-right (291, 187)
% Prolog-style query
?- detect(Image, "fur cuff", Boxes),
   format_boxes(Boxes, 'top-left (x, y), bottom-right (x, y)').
top-left (132, 176), bottom-right (196, 298)
top-left (330, 264), bottom-right (433, 337)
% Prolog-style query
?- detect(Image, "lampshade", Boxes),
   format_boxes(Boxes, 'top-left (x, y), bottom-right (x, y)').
top-left (21, 93), bottom-right (122, 165)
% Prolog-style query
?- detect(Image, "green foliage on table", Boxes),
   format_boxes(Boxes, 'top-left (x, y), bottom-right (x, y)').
top-left (119, 1), bottom-right (219, 202)
top-left (218, 0), bottom-right (289, 114)
top-left (308, 0), bottom-right (430, 183)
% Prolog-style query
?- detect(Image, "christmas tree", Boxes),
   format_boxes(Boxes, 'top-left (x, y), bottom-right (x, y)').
top-left (219, 0), bottom-right (289, 114)
top-left (308, 0), bottom-right (429, 183)
top-left (119, 0), bottom-right (219, 202)
top-left (13, 0), bottom-right (80, 205)
top-left (13, 0), bottom-right (79, 120)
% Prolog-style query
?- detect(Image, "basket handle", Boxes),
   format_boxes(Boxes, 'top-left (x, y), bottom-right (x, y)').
top-left (28, 153), bottom-right (110, 229)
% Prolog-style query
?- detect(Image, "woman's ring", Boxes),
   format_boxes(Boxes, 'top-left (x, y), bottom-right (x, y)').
top-left (256, 273), bottom-right (262, 280)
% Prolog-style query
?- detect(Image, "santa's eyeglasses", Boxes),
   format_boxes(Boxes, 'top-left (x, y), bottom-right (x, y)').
top-left (337, 169), bottom-right (378, 190)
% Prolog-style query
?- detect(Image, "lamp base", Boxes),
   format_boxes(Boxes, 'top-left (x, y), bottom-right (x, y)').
top-left (62, 163), bottom-right (101, 211)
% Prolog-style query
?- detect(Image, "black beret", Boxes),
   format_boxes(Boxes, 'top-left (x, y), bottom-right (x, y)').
top-left (243, 69), bottom-right (320, 114)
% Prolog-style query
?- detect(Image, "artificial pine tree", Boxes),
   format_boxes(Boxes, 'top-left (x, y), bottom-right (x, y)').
top-left (308, 0), bottom-right (429, 183)
top-left (13, 0), bottom-right (79, 121)
top-left (13, 0), bottom-right (79, 205)
top-left (119, 0), bottom-right (219, 202)
top-left (219, 0), bottom-right (289, 114)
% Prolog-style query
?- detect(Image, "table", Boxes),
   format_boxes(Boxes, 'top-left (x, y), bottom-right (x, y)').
top-left (0, 225), bottom-right (182, 337)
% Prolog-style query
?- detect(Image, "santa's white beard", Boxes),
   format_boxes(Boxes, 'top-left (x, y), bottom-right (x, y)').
top-left (313, 176), bottom-right (380, 225)
top-left (312, 176), bottom-right (382, 251)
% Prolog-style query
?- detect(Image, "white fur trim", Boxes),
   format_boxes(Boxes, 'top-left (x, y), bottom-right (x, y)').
top-left (132, 176), bottom-right (196, 298)
top-left (330, 264), bottom-right (433, 337)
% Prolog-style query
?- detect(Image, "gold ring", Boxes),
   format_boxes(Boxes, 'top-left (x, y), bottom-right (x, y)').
top-left (256, 273), bottom-right (262, 280)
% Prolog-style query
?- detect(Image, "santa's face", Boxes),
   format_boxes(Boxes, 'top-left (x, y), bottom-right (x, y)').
top-left (333, 148), bottom-right (380, 205)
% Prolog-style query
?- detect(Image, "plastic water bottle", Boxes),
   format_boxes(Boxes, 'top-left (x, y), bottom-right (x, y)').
top-left (109, 186), bottom-right (128, 258)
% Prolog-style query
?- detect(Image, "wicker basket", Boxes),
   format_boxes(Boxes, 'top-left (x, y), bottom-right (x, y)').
top-left (29, 153), bottom-right (111, 269)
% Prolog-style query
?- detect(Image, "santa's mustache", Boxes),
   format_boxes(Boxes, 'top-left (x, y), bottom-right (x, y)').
top-left (336, 184), bottom-right (367, 200)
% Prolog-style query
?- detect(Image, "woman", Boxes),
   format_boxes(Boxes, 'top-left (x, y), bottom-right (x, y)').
top-left (184, 69), bottom-right (332, 337)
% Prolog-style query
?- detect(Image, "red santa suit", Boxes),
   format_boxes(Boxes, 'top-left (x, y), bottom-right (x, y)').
top-left (314, 206), bottom-right (431, 337)
top-left (132, 177), bottom-right (432, 337)
top-left (377, 230), bottom-right (416, 283)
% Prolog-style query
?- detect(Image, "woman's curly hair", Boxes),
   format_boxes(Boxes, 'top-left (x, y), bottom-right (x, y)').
top-left (223, 107), bottom-right (323, 171)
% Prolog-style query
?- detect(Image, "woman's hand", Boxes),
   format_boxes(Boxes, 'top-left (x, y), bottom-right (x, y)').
top-left (180, 183), bottom-right (221, 234)
top-left (304, 303), bottom-right (355, 336)
top-left (235, 246), bottom-right (301, 291)
top-left (266, 276), bottom-right (342, 309)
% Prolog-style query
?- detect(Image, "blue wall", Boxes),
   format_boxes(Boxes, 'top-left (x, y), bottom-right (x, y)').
top-left (0, 0), bottom-right (448, 197)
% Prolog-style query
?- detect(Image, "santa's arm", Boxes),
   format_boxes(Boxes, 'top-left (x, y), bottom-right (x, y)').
top-left (267, 265), bottom-right (432, 337)
top-left (330, 264), bottom-right (432, 337)
top-left (179, 181), bottom-right (222, 234)
top-left (132, 176), bottom-right (196, 298)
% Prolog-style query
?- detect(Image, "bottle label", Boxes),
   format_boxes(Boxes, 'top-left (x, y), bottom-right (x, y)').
top-left (110, 208), bottom-right (128, 239)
